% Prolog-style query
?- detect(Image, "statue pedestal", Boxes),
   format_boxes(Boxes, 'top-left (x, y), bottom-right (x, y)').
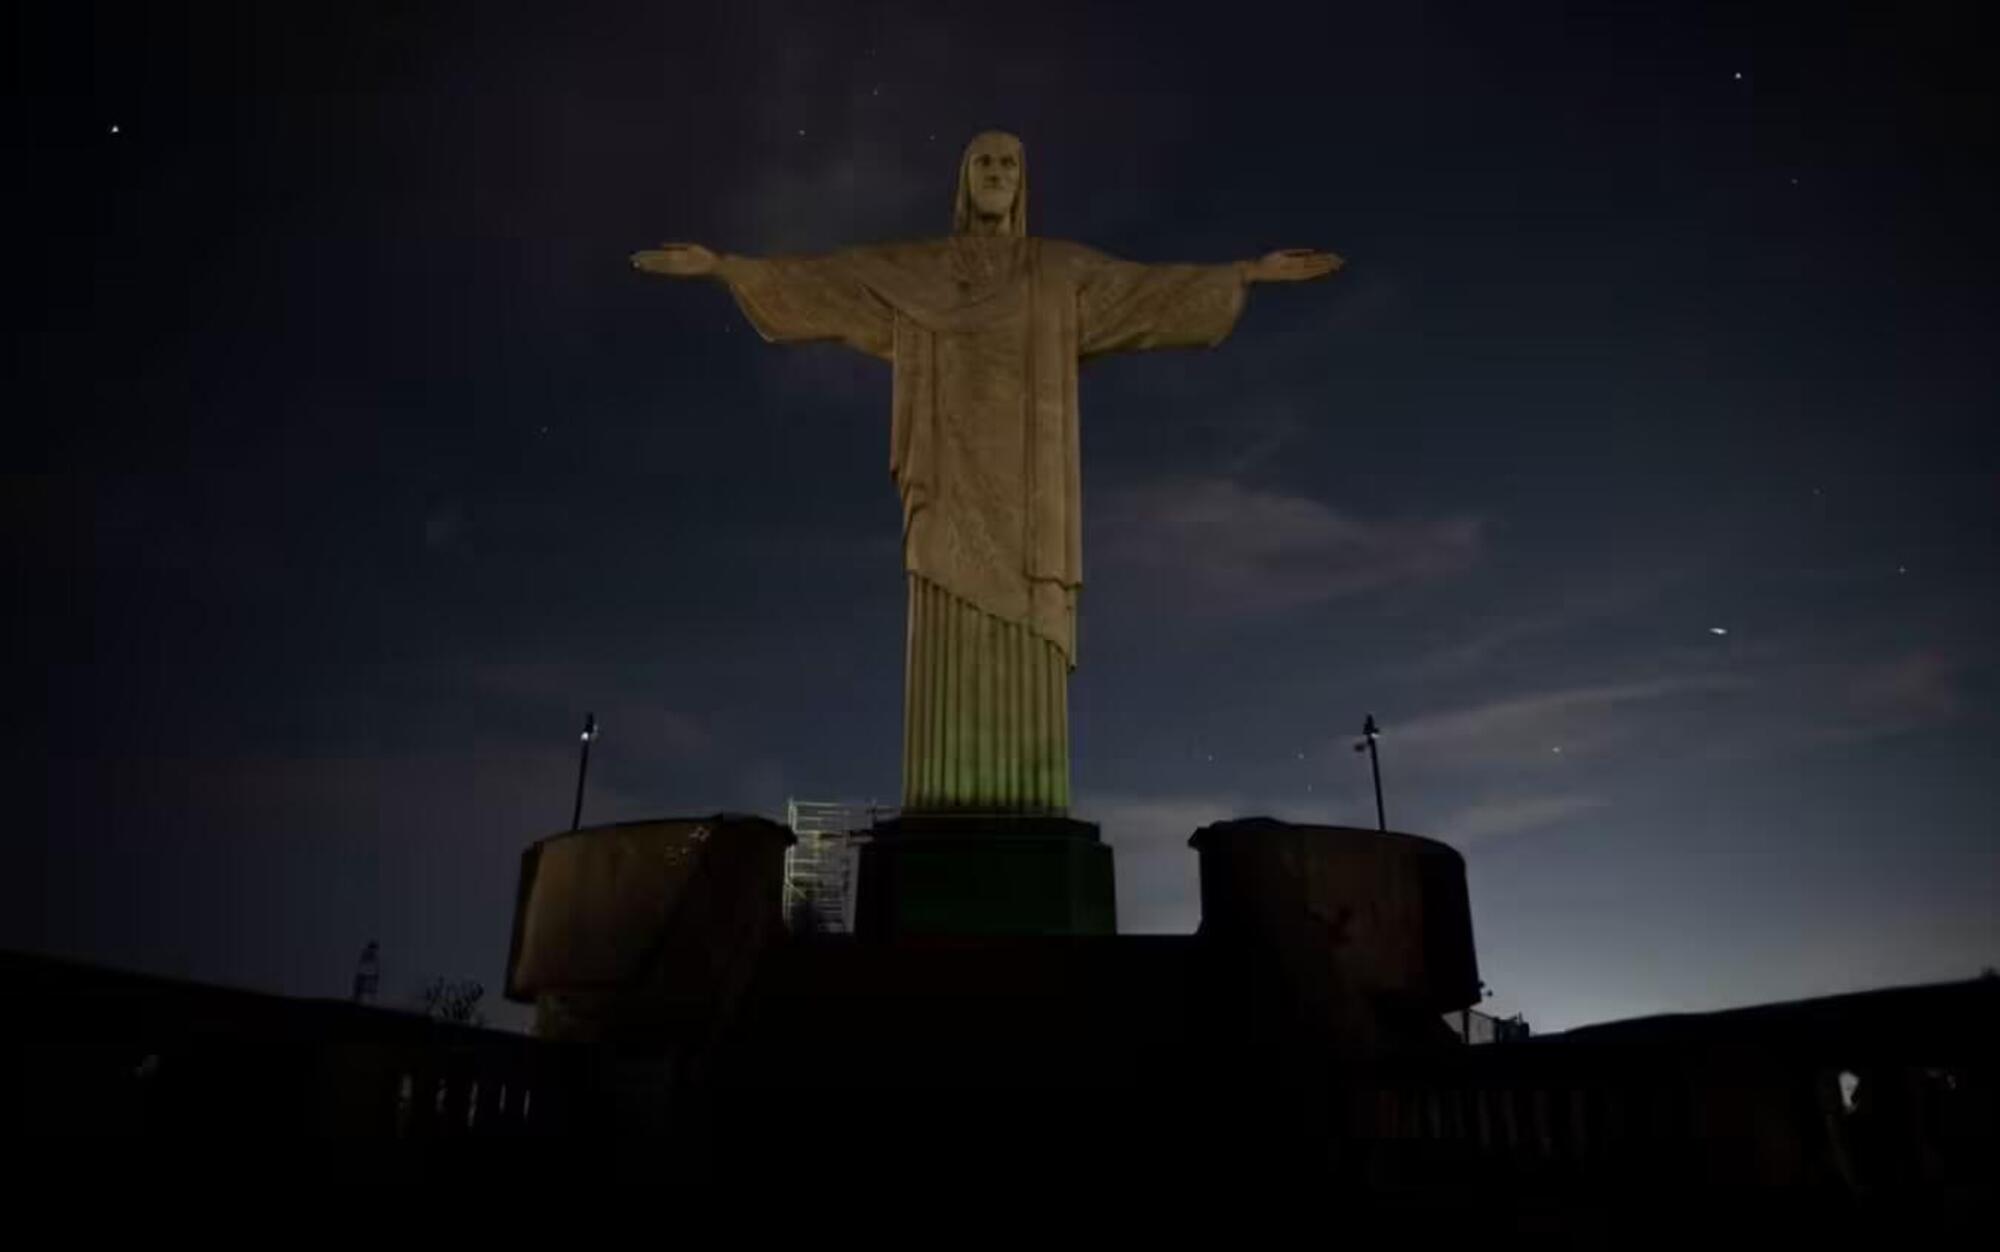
top-left (853, 813), bottom-right (1116, 938)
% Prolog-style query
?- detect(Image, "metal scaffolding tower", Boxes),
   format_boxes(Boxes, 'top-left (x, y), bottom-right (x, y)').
top-left (782, 799), bottom-right (895, 934)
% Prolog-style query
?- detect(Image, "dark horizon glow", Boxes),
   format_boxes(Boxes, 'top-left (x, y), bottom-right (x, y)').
top-left (14, 0), bottom-right (1997, 1033)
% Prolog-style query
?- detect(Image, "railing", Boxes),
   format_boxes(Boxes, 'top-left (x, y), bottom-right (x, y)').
top-left (13, 943), bottom-right (1994, 1195)
top-left (6, 950), bottom-right (580, 1137)
top-left (1350, 979), bottom-right (1999, 1192)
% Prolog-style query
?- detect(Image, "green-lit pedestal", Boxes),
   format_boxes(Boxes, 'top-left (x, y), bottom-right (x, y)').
top-left (853, 814), bottom-right (1116, 938)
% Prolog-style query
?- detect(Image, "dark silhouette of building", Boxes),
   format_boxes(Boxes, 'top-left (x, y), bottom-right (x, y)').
top-left (8, 812), bottom-right (1995, 1227)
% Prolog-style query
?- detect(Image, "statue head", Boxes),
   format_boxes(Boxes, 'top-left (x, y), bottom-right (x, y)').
top-left (953, 131), bottom-right (1027, 237)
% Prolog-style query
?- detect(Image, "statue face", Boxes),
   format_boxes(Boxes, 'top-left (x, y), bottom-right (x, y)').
top-left (965, 134), bottom-right (1022, 220)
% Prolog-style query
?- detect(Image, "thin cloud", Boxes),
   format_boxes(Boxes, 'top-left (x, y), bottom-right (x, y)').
top-left (1087, 792), bottom-right (1246, 852)
top-left (736, 140), bottom-right (936, 251)
top-left (471, 662), bottom-right (712, 758)
top-left (1385, 675), bottom-right (1748, 766)
top-left (1842, 649), bottom-right (1962, 731)
top-left (1400, 572), bottom-right (1686, 680)
top-left (1306, 272), bottom-right (1410, 336)
top-left (1085, 791), bottom-right (1238, 934)
top-left (727, 20), bottom-right (950, 252)
top-left (1663, 649), bottom-right (1972, 763)
top-left (1096, 476), bottom-right (1481, 617)
top-left (172, 746), bottom-right (648, 843)
top-left (1436, 792), bottom-right (1610, 844)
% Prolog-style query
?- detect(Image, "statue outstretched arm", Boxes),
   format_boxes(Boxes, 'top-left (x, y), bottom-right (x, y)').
top-left (1075, 251), bottom-right (1247, 359)
top-left (1076, 246), bottom-right (1343, 359)
top-left (630, 242), bottom-right (893, 360)
top-left (1240, 248), bottom-right (1345, 283)
top-left (631, 243), bottom-right (721, 278)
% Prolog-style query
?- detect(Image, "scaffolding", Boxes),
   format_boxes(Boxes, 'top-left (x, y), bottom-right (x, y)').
top-left (783, 799), bottom-right (895, 934)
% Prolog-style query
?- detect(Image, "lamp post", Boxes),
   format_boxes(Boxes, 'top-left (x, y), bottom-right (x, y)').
top-left (1353, 713), bottom-right (1385, 832)
top-left (571, 713), bottom-right (598, 831)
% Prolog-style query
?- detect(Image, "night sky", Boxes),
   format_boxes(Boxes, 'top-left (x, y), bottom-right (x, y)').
top-left (15, 0), bottom-right (1997, 1032)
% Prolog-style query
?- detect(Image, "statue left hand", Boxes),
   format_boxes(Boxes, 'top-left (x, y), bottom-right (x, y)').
top-left (1246, 249), bottom-right (1345, 282)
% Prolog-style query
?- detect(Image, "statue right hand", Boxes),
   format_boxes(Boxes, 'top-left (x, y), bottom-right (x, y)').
top-left (630, 243), bottom-right (719, 278)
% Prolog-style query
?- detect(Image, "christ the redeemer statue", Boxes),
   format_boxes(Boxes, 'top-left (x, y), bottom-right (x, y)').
top-left (633, 131), bottom-right (1340, 817)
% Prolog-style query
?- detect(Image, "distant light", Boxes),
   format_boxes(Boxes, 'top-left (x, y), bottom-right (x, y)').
top-left (1898, 566), bottom-right (1908, 575)
top-left (109, 124), bottom-right (120, 134)
top-left (1552, 746), bottom-right (1563, 754)
top-left (1710, 627), bottom-right (1729, 636)
top-left (1734, 72), bottom-right (1743, 80)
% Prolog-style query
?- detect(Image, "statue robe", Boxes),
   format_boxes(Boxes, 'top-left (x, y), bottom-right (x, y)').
top-left (720, 236), bottom-right (1247, 811)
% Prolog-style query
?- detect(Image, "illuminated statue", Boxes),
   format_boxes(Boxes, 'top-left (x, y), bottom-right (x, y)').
top-left (634, 132), bottom-right (1340, 814)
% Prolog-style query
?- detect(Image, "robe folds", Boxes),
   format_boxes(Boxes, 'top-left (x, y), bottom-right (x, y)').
top-left (721, 236), bottom-right (1247, 811)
